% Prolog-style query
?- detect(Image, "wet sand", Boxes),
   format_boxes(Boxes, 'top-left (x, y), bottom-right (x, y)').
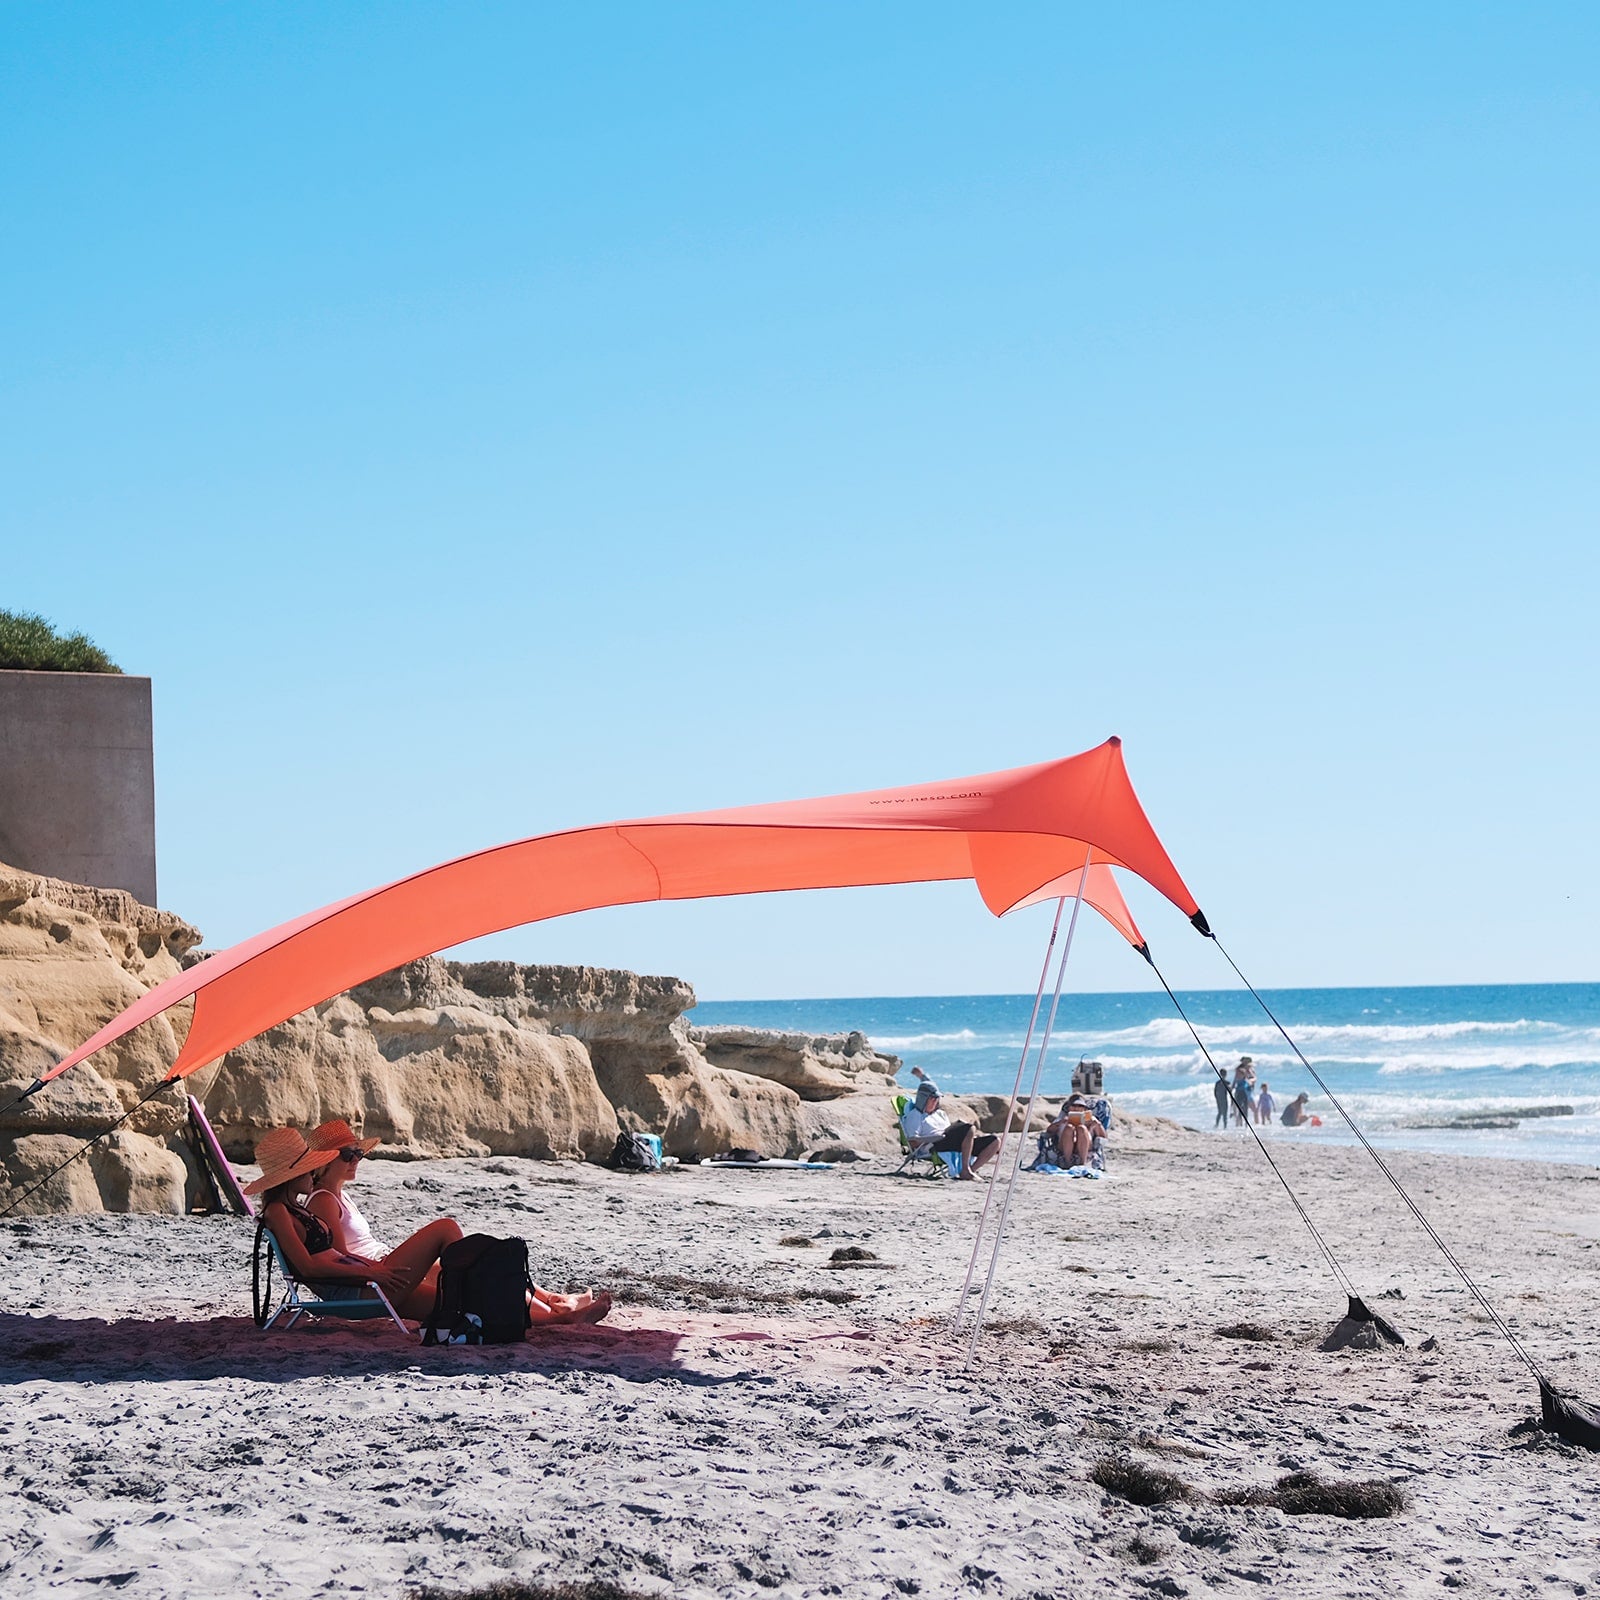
top-left (1, 1119), bottom-right (1596, 1598)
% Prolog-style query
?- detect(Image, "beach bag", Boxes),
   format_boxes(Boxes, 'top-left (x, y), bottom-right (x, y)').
top-left (610, 1131), bottom-right (661, 1173)
top-left (421, 1233), bottom-right (532, 1345)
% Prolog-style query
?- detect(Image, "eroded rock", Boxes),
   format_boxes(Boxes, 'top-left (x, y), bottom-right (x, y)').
top-left (0, 865), bottom-right (916, 1208)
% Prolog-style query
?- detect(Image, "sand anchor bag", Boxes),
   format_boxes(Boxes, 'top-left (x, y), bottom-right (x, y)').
top-left (421, 1233), bottom-right (534, 1345)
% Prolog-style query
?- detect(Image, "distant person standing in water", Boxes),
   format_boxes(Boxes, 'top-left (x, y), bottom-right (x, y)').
top-left (1231, 1057), bottom-right (1256, 1127)
top-left (1212, 1073), bottom-right (1232, 1130)
top-left (1254, 1081), bottom-right (1276, 1125)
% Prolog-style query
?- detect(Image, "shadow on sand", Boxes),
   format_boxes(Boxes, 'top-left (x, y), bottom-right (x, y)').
top-left (0, 1311), bottom-right (730, 1386)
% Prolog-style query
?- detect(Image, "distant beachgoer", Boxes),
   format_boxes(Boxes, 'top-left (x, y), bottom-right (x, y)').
top-left (1281, 1092), bottom-right (1312, 1128)
top-left (305, 1118), bottom-right (610, 1325)
top-left (899, 1079), bottom-right (999, 1180)
top-left (1231, 1058), bottom-right (1256, 1127)
top-left (1254, 1082), bottom-right (1276, 1125)
top-left (1212, 1074), bottom-right (1232, 1130)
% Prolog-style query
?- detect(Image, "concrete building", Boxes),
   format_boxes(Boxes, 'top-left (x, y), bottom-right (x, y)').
top-left (0, 669), bottom-right (157, 903)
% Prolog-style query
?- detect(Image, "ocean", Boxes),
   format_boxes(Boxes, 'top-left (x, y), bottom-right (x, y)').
top-left (692, 983), bottom-right (1600, 1166)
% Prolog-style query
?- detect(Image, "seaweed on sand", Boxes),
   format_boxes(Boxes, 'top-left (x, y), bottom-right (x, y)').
top-left (1215, 1470), bottom-right (1410, 1519)
top-left (1091, 1453), bottom-right (1194, 1506)
top-left (412, 1580), bottom-right (646, 1600)
top-left (979, 1316), bottom-right (1051, 1339)
top-left (1214, 1322), bottom-right (1276, 1343)
top-left (609, 1269), bottom-right (859, 1309)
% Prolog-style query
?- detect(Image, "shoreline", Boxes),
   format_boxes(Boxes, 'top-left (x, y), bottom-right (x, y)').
top-left (696, 983), bottom-right (1600, 1169)
top-left (1117, 1103), bottom-right (1600, 1168)
top-left (2, 1121), bottom-right (1595, 1598)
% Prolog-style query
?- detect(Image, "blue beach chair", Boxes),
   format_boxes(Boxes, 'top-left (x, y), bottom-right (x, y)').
top-left (251, 1219), bottom-right (408, 1333)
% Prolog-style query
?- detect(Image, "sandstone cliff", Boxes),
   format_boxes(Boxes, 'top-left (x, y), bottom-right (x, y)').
top-left (0, 864), bottom-right (200, 1214)
top-left (0, 865), bottom-right (926, 1213)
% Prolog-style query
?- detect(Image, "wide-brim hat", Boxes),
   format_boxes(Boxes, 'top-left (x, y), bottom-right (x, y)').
top-left (307, 1118), bottom-right (381, 1155)
top-left (243, 1127), bottom-right (340, 1197)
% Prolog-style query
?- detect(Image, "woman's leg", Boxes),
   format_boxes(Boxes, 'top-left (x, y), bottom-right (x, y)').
top-left (379, 1219), bottom-right (463, 1319)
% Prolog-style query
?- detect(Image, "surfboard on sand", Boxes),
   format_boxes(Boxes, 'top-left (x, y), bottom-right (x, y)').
top-left (704, 1158), bottom-right (835, 1171)
top-left (187, 1095), bottom-right (254, 1216)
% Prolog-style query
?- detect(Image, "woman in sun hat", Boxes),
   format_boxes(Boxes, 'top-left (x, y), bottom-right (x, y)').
top-left (305, 1118), bottom-right (611, 1325)
top-left (303, 1119), bottom-right (391, 1261)
top-left (246, 1127), bottom-right (422, 1307)
top-left (242, 1126), bottom-right (340, 1206)
top-left (249, 1126), bottom-right (460, 1312)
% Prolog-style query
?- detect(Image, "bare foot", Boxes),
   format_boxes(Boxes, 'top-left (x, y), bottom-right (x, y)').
top-left (528, 1290), bottom-right (613, 1329)
top-left (576, 1290), bottom-right (612, 1324)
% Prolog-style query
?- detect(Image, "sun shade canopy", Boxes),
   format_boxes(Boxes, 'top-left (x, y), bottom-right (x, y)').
top-left (43, 737), bottom-right (1201, 1084)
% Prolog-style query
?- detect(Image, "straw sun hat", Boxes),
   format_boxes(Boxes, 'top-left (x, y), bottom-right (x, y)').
top-left (242, 1127), bottom-right (340, 1197)
top-left (308, 1118), bottom-right (381, 1156)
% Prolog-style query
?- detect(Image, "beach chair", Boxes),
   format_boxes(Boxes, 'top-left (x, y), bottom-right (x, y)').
top-left (251, 1219), bottom-right (408, 1333)
top-left (891, 1094), bottom-right (962, 1179)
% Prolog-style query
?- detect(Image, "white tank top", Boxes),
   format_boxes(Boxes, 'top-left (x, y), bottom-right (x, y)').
top-left (330, 1191), bottom-right (389, 1261)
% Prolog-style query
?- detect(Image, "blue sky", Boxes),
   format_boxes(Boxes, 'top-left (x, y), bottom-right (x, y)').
top-left (4, 5), bottom-right (1597, 998)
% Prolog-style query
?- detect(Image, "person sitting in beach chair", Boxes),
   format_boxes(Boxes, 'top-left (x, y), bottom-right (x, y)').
top-left (898, 1077), bottom-right (998, 1182)
top-left (893, 1093), bottom-right (958, 1177)
top-left (1045, 1095), bottom-right (1107, 1169)
top-left (304, 1119), bottom-right (611, 1326)
top-left (245, 1126), bottom-right (462, 1324)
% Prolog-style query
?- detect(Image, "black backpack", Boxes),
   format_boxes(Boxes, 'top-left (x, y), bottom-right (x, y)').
top-left (609, 1131), bottom-right (661, 1173)
top-left (421, 1233), bottom-right (533, 1345)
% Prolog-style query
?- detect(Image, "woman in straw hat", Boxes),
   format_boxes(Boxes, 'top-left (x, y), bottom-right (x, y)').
top-left (304, 1119), bottom-right (611, 1326)
top-left (246, 1126), bottom-right (460, 1317)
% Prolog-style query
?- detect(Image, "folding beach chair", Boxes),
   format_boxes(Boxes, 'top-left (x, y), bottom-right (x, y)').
top-left (891, 1094), bottom-right (962, 1179)
top-left (251, 1219), bottom-right (408, 1333)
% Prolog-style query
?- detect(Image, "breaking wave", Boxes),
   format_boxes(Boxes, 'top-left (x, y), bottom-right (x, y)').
top-left (694, 983), bottom-right (1600, 1163)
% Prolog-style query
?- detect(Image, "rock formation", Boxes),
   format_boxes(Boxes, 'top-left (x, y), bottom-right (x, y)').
top-left (0, 864), bottom-right (943, 1214)
top-left (689, 1025), bottom-right (900, 1099)
top-left (0, 864), bottom-right (200, 1214)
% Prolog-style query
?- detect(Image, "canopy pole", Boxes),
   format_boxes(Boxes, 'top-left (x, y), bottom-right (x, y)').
top-left (952, 893), bottom-right (1069, 1327)
top-left (965, 846), bottom-right (1093, 1361)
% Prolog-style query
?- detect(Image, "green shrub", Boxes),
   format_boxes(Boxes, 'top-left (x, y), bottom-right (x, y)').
top-left (0, 611), bottom-right (121, 673)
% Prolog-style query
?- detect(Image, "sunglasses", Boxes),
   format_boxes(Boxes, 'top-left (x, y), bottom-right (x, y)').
top-left (339, 1146), bottom-right (366, 1163)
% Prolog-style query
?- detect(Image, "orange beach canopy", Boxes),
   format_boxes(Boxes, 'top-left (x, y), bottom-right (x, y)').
top-left (43, 738), bottom-right (1203, 1086)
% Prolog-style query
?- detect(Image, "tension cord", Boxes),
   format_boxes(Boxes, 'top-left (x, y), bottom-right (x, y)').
top-left (0, 1076), bottom-right (180, 1222)
top-left (1144, 953), bottom-right (1360, 1305)
top-left (1210, 937), bottom-right (1542, 1382)
top-left (0, 1077), bottom-right (47, 1121)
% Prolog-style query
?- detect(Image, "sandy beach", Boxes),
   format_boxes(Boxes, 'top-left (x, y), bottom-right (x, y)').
top-left (1, 1120), bottom-right (1596, 1600)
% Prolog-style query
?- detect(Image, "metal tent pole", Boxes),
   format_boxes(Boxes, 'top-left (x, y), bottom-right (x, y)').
top-left (965, 847), bottom-right (1093, 1361)
top-left (953, 894), bottom-right (1068, 1326)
